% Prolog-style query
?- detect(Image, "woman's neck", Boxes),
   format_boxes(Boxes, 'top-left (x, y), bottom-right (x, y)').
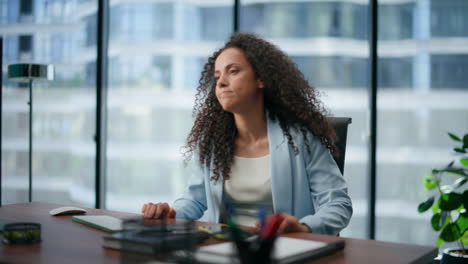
top-left (233, 108), bottom-right (267, 144)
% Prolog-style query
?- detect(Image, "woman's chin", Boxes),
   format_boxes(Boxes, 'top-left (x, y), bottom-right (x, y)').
top-left (220, 102), bottom-right (236, 112)
top-left (221, 106), bottom-right (235, 113)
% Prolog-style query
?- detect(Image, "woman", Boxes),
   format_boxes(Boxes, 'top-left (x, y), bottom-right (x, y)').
top-left (142, 33), bottom-right (352, 235)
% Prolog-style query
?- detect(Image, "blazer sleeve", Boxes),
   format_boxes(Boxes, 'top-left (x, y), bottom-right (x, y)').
top-left (299, 135), bottom-right (353, 235)
top-left (172, 156), bottom-right (208, 220)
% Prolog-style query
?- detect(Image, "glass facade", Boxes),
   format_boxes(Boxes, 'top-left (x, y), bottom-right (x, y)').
top-left (241, 0), bottom-right (370, 240)
top-left (105, 0), bottom-right (233, 212)
top-left (1, 0), bottom-right (467, 248)
top-left (1, 0), bottom-right (97, 206)
top-left (376, 0), bottom-right (468, 248)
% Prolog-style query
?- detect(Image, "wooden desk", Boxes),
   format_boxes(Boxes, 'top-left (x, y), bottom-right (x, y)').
top-left (0, 202), bottom-right (438, 264)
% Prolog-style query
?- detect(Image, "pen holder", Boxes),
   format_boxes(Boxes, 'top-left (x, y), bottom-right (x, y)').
top-left (234, 235), bottom-right (277, 264)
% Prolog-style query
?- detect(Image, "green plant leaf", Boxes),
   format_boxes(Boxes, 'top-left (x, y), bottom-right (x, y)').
top-left (432, 212), bottom-right (450, 231)
top-left (440, 185), bottom-right (452, 193)
top-left (422, 174), bottom-right (433, 181)
top-left (425, 181), bottom-right (437, 190)
top-left (440, 223), bottom-right (462, 242)
top-left (418, 196), bottom-right (435, 213)
top-left (463, 134), bottom-right (468, 149)
top-left (463, 190), bottom-right (468, 210)
top-left (461, 231), bottom-right (468, 245)
top-left (461, 158), bottom-right (468, 167)
top-left (456, 212), bottom-right (468, 234)
top-left (432, 213), bottom-right (442, 231)
top-left (440, 193), bottom-right (463, 211)
top-left (448, 161), bottom-right (455, 168)
top-left (437, 237), bottom-right (445, 247)
top-left (432, 202), bottom-right (440, 214)
top-left (449, 133), bottom-right (462, 142)
top-left (440, 167), bottom-right (468, 177)
top-left (422, 174), bottom-right (438, 190)
top-left (453, 178), bottom-right (467, 189)
top-left (454, 148), bottom-right (467, 154)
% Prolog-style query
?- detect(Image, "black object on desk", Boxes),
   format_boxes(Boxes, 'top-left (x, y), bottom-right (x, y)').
top-left (103, 219), bottom-right (209, 256)
top-left (1, 222), bottom-right (41, 244)
top-left (235, 235), bottom-right (277, 264)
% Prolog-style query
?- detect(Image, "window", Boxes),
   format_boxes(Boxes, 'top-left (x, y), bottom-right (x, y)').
top-left (0, 0), bottom-right (8, 24)
top-left (20, 0), bottom-right (33, 15)
top-left (1, 0), bottom-right (97, 206)
top-left (379, 57), bottom-right (413, 88)
top-left (293, 56), bottom-right (368, 89)
top-left (376, 0), bottom-right (468, 249)
top-left (200, 6), bottom-right (232, 41)
top-left (18, 35), bottom-right (32, 60)
top-left (105, 0), bottom-right (233, 212)
top-left (379, 3), bottom-right (414, 40)
top-left (431, 0), bottom-right (468, 37)
top-left (431, 55), bottom-right (468, 89)
top-left (241, 0), bottom-right (370, 240)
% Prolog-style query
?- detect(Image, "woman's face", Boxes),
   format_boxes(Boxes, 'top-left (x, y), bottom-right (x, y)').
top-left (214, 47), bottom-right (264, 113)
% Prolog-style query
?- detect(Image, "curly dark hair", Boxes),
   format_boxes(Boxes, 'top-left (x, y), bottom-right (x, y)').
top-left (184, 32), bottom-right (337, 182)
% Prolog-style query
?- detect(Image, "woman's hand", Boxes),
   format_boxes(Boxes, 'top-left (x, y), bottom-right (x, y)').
top-left (255, 213), bottom-right (311, 233)
top-left (141, 202), bottom-right (176, 219)
top-left (277, 213), bottom-right (311, 233)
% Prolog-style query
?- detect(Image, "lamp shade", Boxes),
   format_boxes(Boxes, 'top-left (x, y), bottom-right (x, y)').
top-left (7, 63), bottom-right (54, 82)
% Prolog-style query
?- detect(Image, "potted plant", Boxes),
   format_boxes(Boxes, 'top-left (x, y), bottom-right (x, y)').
top-left (418, 132), bottom-right (468, 263)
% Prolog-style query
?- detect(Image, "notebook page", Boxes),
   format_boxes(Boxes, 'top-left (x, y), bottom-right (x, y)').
top-left (273, 237), bottom-right (327, 259)
top-left (197, 237), bottom-right (328, 261)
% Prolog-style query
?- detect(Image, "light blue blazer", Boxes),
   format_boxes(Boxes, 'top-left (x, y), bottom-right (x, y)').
top-left (173, 117), bottom-right (353, 235)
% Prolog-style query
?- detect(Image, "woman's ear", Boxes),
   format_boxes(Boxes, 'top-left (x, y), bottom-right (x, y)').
top-left (257, 79), bottom-right (265, 89)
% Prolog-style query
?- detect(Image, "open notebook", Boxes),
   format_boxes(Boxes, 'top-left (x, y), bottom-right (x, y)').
top-left (195, 236), bottom-right (345, 264)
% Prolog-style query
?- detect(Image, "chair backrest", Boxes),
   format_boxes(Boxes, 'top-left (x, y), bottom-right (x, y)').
top-left (327, 117), bottom-right (352, 175)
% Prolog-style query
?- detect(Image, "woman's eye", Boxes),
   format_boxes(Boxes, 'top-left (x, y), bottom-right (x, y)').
top-left (229, 69), bottom-right (239, 74)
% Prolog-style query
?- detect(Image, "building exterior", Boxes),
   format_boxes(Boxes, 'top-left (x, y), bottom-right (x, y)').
top-left (1, 0), bottom-right (467, 246)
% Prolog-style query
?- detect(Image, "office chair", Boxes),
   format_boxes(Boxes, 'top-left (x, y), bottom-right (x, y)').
top-left (327, 117), bottom-right (352, 175)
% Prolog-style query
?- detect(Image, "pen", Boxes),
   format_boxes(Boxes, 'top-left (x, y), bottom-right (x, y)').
top-left (257, 206), bottom-right (266, 232)
top-left (261, 213), bottom-right (283, 240)
top-left (227, 217), bottom-right (244, 242)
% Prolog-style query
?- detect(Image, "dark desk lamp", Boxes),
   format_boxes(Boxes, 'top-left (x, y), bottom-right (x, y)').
top-left (7, 63), bottom-right (54, 202)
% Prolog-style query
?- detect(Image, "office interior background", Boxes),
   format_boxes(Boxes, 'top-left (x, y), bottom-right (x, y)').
top-left (1, 0), bottom-right (467, 248)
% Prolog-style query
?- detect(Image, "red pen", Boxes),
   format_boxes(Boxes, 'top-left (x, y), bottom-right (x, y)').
top-left (261, 213), bottom-right (283, 240)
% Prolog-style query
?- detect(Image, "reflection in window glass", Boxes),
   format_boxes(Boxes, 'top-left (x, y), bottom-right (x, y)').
top-left (379, 57), bottom-right (413, 88)
top-left (106, 0), bottom-right (233, 213)
top-left (1, 0), bottom-right (97, 206)
top-left (431, 0), bottom-right (468, 37)
top-left (292, 56), bottom-right (368, 89)
top-left (241, 2), bottom-right (367, 39)
top-left (377, 0), bottom-right (468, 248)
top-left (379, 3), bottom-right (414, 40)
top-left (241, 0), bottom-right (370, 239)
top-left (431, 55), bottom-right (468, 89)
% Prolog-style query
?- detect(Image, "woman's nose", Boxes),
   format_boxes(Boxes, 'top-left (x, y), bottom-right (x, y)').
top-left (217, 74), bottom-right (228, 87)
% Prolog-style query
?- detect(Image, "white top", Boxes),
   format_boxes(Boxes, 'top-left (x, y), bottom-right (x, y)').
top-left (224, 154), bottom-right (273, 227)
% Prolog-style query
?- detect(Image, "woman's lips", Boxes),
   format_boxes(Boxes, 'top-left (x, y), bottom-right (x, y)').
top-left (220, 91), bottom-right (233, 97)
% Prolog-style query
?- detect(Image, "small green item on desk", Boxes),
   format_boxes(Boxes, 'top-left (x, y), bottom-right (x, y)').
top-left (198, 224), bottom-right (230, 240)
top-left (1, 222), bottom-right (41, 244)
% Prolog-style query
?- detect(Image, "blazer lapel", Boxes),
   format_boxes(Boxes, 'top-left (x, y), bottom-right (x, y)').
top-left (208, 175), bottom-right (224, 223)
top-left (268, 118), bottom-right (293, 215)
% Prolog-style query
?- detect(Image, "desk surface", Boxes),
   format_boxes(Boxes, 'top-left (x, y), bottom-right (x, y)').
top-left (0, 202), bottom-right (438, 264)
